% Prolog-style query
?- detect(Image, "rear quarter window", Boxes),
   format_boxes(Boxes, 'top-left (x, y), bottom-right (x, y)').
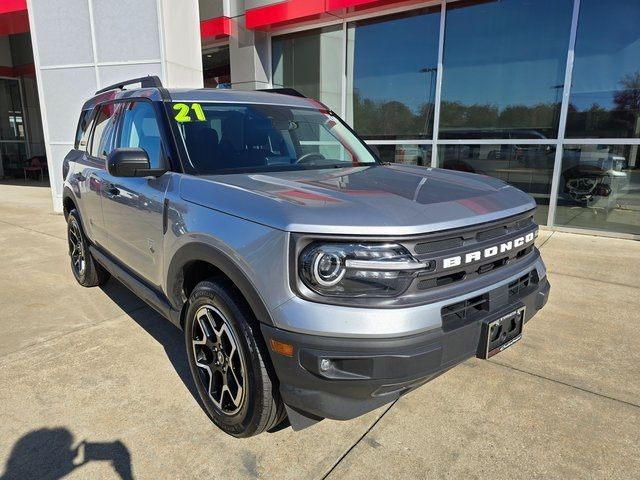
top-left (75, 109), bottom-right (94, 150)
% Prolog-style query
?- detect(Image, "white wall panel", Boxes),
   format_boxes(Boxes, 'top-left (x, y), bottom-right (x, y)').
top-left (39, 67), bottom-right (96, 143)
top-left (92, 0), bottom-right (161, 63)
top-left (29, 0), bottom-right (94, 66)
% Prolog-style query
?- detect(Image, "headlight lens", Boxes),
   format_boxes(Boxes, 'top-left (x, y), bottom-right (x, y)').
top-left (299, 243), bottom-right (432, 297)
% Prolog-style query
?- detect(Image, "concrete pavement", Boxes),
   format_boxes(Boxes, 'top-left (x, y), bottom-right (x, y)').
top-left (0, 181), bottom-right (638, 479)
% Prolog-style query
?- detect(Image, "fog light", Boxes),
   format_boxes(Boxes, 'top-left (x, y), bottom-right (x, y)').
top-left (319, 358), bottom-right (332, 372)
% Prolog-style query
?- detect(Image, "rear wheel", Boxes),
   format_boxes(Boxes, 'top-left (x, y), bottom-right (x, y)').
top-left (185, 279), bottom-right (284, 437)
top-left (67, 209), bottom-right (110, 287)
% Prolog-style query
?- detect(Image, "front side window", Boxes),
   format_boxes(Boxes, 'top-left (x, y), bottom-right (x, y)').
top-left (118, 101), bottom-right (164, 168)
top-left (172, 103), bottom-right (378, 174)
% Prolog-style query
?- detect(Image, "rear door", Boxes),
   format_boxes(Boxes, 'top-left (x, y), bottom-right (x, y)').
top-left (74, 103), bottom-right (119, 247)
top-left (101, 100), bottom-right (171, 288)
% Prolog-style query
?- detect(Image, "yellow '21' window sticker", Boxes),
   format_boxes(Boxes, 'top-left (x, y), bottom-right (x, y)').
top-left (173, 103), bottom-right (206, 122)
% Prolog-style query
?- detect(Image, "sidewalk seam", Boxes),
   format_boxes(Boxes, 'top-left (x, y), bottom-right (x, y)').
top-left (320, 399), bottom-right (399, 480)
top-left (0, 218), bottom-right (66, 241)
top-left (546, 270), bottom-right (640, 291)
top-left (0, 304), bottom-right (150, 365)
top-left (536, 230), bottom-right (555, 249)
top-left (490, 360), bottom-right (640, 409)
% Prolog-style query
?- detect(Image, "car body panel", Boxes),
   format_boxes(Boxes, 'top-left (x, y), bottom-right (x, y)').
top-left (179, 164), bottom-right (536, 235)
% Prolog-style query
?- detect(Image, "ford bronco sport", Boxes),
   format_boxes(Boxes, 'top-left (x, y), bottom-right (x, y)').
top-left (63, 76), bottom-right (550, 437)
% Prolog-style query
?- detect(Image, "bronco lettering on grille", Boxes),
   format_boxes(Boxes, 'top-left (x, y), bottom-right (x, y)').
top-left (442, 231), bottom-right (536, 269)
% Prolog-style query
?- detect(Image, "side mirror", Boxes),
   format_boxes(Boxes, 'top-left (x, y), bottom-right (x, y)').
top-left (107, 148), bottom-right (165, 177)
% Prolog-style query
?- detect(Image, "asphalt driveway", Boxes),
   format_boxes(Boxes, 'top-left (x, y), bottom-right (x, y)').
top-left (0, 181), bottom-right (638, 479)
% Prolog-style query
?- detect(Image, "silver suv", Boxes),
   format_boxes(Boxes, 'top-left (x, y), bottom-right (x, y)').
top-left (63, 77), bottom-right (550, 437)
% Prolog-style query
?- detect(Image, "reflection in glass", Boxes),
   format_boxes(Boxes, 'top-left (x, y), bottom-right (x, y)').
top-left (566, 0), bottom-right (640, 138)
top-left (439, 0), bottom-right (572, 139)
top-left (202, 45), bottom-right (231, 89)
top-left (272, 26), bottom-right (343, 113)
top-left (0, 78), bottom-right (27, 178)
top-left (346, 8), bottom-right (440, 140)
top-left (554, 145), bottom-right (639, 234)
top-left (370, 144), bottom-right (432, 167)
top-left (438, 144), bottom-right (555, 224)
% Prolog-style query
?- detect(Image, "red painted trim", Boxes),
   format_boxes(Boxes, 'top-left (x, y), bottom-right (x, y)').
top-left (200, 16), bottom-right (231, 40)
top-left (0, 64), bottom-right (35, 77)
top-left (245, 0), bottom-right (326, 30)
top-left (328, 0), bottom-right (431, 16)
top-left (0, 8), bottom-right (29, 35)
top-left (0, 0), bottom-right (27, 15)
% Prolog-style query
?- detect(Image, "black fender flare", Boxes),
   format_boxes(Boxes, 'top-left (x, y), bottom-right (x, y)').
top-left (166, 242), bottom-right (275, 327)
top-left (62, 186), bottom-right (78, 218)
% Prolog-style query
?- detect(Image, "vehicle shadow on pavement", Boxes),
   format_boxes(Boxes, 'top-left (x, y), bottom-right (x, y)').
top-left (0, 427), bottom-right (133, 480)
top-left (100, 279), bottom-right (204, 410)
top-left (100, 279), bottom-right (292, 434)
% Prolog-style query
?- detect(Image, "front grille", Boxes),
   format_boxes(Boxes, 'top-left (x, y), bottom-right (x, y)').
top-left (440, 269), bottom-right (539, 331)
top-left (408, 211), bottom-right (537, 293)
top-left (415, 237), bottom-right (463, 254)
top-left (508, 270), bottom-right (539, 297)
top-left (441, 294), bottom-right (489, 330)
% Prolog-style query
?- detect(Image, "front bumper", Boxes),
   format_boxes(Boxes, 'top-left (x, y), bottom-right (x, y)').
top-left (262, 273), bottom-right (550, 423)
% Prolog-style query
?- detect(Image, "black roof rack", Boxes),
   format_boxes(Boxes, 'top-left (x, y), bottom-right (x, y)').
top-left (95, 75), bottom-right (163, 95)
top-left (258, 88), bottom-right (307, 98)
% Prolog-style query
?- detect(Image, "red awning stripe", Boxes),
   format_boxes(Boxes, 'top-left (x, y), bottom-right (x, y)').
top-left (0, 0), bottom-right (27, 16)
top-left (245, 0), bottom-right (420, 30)
top-left (0, 64), bottom-right (35, 77)
top-left (200, 16), bottom-right (231, 40)
top-left (246, 0), bottom-right (327, 30)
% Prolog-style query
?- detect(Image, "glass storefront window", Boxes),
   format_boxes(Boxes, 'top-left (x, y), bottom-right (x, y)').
top-left (554, 144), bottom-right (640, 234)
top-left (438, 143), bottom-right (555, 224)
top-left (439, 0), bottom-right (573, 140)
top-left (202, 45), bottom-right (231, 88)
top-left (566, 0), bottom-right (640, 139)
top-left (369, 144), bottom-right (432, 167)
top-left (346, 8), bottom-right (440, 141)
top-left (0, 78), bottom-right (28, 178)
top-left (272, 26), bottom-right (343, 113)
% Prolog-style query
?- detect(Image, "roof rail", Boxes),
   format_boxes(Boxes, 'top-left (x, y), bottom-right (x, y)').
top-left (258, 88), bottom-right (307, 98)
top-left (95, 75), bottom-right (163, 95)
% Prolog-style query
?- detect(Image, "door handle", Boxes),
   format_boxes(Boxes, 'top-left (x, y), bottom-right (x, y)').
top-left (106, 184), bottom-right (120, 196)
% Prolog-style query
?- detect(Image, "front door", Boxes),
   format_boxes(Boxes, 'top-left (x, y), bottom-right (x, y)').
top-left (101, 100), bottom-right (170, 288)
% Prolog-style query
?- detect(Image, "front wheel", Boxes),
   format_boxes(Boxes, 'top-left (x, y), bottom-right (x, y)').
top-left (184, 279), bottom-right (284, 437)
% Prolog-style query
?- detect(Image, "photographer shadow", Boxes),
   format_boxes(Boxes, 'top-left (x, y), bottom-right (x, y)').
top-left (0, 427), bottom-right (133, 480)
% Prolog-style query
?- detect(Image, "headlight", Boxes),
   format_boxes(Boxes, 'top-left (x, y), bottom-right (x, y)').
top-left (299, 242), bottom-right (432, 298)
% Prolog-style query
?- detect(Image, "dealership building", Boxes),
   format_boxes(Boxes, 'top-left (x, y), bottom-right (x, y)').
top-left (0, 0), bottom-right (638, 238)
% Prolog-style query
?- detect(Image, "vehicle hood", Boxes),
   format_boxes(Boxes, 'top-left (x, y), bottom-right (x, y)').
top-left (179, 164), bottom-right (536, 235)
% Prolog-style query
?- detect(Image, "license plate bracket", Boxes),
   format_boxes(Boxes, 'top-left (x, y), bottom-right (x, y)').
top-left (477, 306), bottom-right (525, 359)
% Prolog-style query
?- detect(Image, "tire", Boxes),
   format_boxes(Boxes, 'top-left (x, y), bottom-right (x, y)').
top-left (185, 279), bottom-right (285, 437)
top-left (67, 209), bottom-right (110, 287)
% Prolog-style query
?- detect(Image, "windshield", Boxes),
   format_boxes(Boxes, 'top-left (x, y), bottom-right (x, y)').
top-left (171, 102), bottom-right (379, 174)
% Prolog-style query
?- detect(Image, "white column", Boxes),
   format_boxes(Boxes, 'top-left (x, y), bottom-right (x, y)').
top-left (229, 15), bottom-right (270, 91)
top-left (26, 0), bottom-right (204, 213)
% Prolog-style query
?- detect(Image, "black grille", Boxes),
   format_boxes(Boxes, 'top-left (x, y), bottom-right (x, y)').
top-left (508, 270), bottom-right (539, 297)
top-left (410, 212), bottom-right (537, 292)
top-left (441, 294), bottom-right (489, 331)
top-left (441, 269), bottom-right (539, 331)
top-left (415, 237), bottom-right (463, 254)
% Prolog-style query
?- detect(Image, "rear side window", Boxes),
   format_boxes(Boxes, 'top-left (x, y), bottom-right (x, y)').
top-left (75, 109), bottom-right (94, 150)
top-left (89, 103), bottom-right (119, 159)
